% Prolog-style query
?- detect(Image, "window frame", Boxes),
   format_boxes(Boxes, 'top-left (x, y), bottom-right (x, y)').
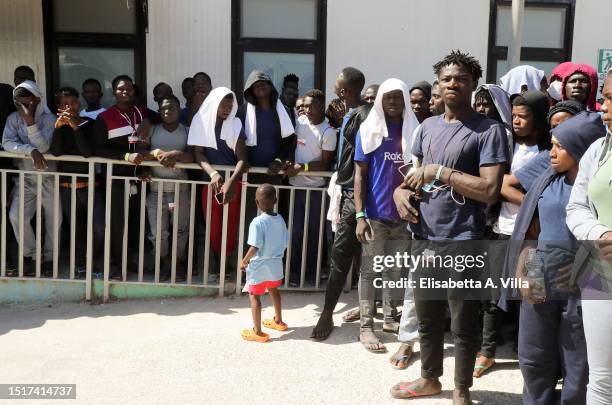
top-left (42, 0), bottom-right (148, 108)
top-left (231, 0), bottom-right (327, 102)
top-left (486, 0), bottom-right (575, 83)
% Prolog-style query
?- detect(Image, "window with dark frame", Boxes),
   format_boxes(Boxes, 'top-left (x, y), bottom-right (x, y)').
top-left (42, 0), bottom-right (148, 110)
top-left (231, 0), bottom-right (327, 102)
top-left (486, 0), bottom-right (575, 84)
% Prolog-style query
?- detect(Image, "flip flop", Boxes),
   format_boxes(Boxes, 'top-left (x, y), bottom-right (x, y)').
top-left (241, 328), bottom-right (270, 343)
top-left (342, 308), bottom-right (360, 322)
top-left (473, 360), bottom-right (495, 377)
top-left (390, 382), bottom-right (441, 399)
top-left (390, 354), bottom-right (413, 370)
top-left (358, 335), bottom-right (387, 353)
top-left (263, 318), bottom-right (288, 331)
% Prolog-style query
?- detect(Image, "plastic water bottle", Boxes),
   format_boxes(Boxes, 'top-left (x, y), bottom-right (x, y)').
top-left (525, 248), bottom-right (546, 301)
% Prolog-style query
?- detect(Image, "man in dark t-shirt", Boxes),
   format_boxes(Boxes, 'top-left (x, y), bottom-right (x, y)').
top-left (390, 51), bottom-right (508, 404)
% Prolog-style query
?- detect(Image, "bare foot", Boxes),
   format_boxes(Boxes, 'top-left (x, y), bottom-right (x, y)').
top-left (453, 388), bottom-right (472, 405)
top-left (389, 343), bottom-right (414, 369)
top-left (359, 329), bottom-right (386, 353)
top-left (390, 377), bottom-right (442, 399)
top-left (310, 310), bottom-right (334, 341)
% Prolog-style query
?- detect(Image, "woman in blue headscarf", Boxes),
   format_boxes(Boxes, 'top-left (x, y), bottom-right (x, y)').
top-left (500, 111), bottom-right (606, 405)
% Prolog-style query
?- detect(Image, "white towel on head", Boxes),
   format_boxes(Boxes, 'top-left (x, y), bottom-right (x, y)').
top-left (358, 78), bottom-right (419, 164)
top-left (244, 101), bottom-right (295, 147)
top-left (187, 87), bottom-right (243, 151)
top-left (499, 65), bottom-right (545, 96)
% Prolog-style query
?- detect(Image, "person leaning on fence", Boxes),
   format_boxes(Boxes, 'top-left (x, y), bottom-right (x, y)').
top-left (189, 87), bottom-right (249, 278)
top-left (50, 86), bottom-right (105, 278)
top-left (80, 78), bottom-right (106, 121)
top-left (2, 80), bottom-right (60, 277)
top-left (138, 94), bottom-right (193, 282)
top-left (93, 74), bottom-right (148, 280)
top-left (240, 183), bottom-right (289, 343)
top-left (285, 89), bottom-right (337, 286)
top-left (353, 79), bottom-right (420, 354)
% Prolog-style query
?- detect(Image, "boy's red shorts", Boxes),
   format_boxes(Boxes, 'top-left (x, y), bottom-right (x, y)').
top-left (249, 279), bottom-right (283, 295)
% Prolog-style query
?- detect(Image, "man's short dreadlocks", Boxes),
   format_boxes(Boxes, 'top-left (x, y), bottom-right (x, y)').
top-left (433, 50), bottom-right (483, 82)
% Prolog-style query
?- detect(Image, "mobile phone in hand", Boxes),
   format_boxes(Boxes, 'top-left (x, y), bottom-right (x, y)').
top-left (214, 192), bottom-right (224, 204)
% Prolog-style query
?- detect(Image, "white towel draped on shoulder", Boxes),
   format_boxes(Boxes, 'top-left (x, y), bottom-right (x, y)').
top-left (244, 100), bottom-right (295, 147)
top-left (187, 87), bottom-right (243, 151)
top-left (358, 78), bottom-right (419, 164)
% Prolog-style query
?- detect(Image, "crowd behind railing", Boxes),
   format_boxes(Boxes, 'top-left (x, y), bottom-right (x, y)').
top-left (2, 53), bottom-right (612, 404)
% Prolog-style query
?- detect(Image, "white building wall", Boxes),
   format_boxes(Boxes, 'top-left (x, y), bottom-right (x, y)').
top-left (145, 0), bottom-right (232, 109)
top-left (0, 0), bottom-right (46, 94)
top-left (325, 0), bottom-right (491, 98)
top-left (572, 0), bottom-right (610, 85)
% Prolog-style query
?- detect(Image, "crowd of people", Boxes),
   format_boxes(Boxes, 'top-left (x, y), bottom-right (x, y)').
top-left (2, 49), bottom-right (612, 404)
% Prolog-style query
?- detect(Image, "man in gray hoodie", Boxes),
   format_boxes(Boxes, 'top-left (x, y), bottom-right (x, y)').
top-left (2, 80), bottom-right (60, 276)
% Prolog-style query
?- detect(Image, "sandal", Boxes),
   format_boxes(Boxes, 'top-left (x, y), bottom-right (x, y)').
top-left (382, 321), bottom-right (400, 334)
top-left (390, 380), bottom-right (442, 399)
top-left (342, 308), bottom-right (360, 322)
top-left (389, 345), bottom-right (414, 370)
top-left (263, 318), bottom-right (288, 331)
top-left (359, 332), bottom-right (387, 353)
top-left (473, 355), bottom-right (495, 378)
top-left (241, 328), bottom-right (270, 343)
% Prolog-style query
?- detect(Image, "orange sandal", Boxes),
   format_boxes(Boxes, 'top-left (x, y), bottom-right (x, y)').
top-left (263, 318), bottom-right (288, 331)
top-left (241, 328), bottom-right (270, 342)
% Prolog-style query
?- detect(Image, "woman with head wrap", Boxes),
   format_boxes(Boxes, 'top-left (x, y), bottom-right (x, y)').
top-left (509, 100), bottom-right (586, 195)
top-left (499, 65), bottom-right (547, 96)
top-left (561, 63), bottom-right (599, 111)
top-left (565, 69), bottom-right (612, 405)
top-left (189, 87), bottom-right (249, 270)
top-left (500, 111), bottom-right (606, 405)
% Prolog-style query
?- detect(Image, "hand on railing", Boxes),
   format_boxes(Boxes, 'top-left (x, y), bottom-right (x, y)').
top-left (126, 153), bottom-right (145, 165)
top-left (138, 170), bottom-right (152, 183)
top-left (30, 150), bottom-right (48, 171)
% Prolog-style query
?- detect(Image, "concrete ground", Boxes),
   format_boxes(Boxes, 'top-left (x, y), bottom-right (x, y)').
top-left (0, 293), bottom-right (523, 405)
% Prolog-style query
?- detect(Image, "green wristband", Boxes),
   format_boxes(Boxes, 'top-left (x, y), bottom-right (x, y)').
top-left (355, 211), bottom-right (366, 220)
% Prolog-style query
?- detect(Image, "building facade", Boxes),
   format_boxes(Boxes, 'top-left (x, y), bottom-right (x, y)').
top-left (0, 0), bottom-right (609, 109)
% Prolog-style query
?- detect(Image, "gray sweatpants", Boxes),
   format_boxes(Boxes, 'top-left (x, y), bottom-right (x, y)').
top-left (8, 174), bottom-right (62, 261)
top-left (146, 188), bottom-right (190, 259)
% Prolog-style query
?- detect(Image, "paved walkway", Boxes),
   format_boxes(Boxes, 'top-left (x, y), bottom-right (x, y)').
top-left (0, 293), bottom-right (523, 404)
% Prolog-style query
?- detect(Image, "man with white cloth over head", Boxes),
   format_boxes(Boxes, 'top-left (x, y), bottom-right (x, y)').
top-left (190, 87), bottom-right (249, 273)
top-left (353, 78), bottom-right (420, 354)
top-left (499, 65), bottom-right (546, 96)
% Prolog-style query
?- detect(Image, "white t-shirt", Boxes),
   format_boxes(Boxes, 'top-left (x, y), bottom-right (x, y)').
top-left (289, 115), bottom-right (337, 188)
top-left (494, 142), bottom-right (540, 235)
top-left (80, 107), bottom-right (106, 120)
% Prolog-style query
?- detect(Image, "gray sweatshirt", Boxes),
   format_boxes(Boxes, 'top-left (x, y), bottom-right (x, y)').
top-left (566, 130), bottom-right (612, 240)
top-left (2, 111), bottom-right (57, 171)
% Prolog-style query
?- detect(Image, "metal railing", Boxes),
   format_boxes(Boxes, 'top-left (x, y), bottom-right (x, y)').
top-left (0, 152), bottom-right (338, 302)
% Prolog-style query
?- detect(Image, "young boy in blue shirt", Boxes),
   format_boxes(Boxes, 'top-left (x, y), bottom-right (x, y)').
top-left (240, 184), bottom-right (289, 342)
